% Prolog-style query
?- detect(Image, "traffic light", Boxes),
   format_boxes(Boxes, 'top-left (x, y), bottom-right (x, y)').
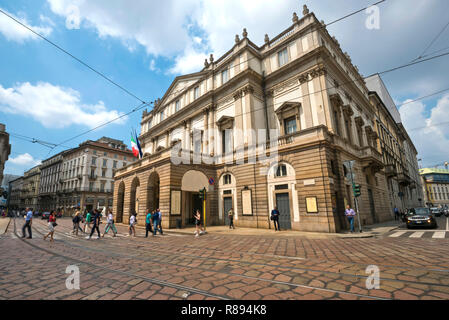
top-left (199, 188), bottom-right (206, 200)
top-left (353, 184), bottom-right (361, 197)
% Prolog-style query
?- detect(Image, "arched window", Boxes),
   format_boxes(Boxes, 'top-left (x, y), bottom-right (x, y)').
top-left (276, 164), bottom-right (288, 177)
top-left (223, 174), bottom-right (232, 185)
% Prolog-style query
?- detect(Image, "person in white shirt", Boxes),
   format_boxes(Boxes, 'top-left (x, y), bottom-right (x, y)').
top-left (129, 213), bottom-right (136, 237)
top-left (103, 209), bottom-right (117, 237)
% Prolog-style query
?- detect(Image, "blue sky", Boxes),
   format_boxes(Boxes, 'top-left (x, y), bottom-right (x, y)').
top-left (1, 0), bottom-right (449, 175)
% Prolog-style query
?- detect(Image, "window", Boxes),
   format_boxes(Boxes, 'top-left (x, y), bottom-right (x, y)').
top-left (222, 69), bottom-right (229, 84)
top-left (224, 174), bottom-right (232, 185)
top-left (93, 150), bottom-right (97, 155)
top-left (333, 110), bottom-right (341, 136)
top-left (124, 156), bottom-right (127, 161)
top-left (194, 138), bottom-right (202, 154)
top-left (102, 169), bottom-right (106, 177)
top-left (284, 117), bottom-right (297, 135)
top-left (123, 162), bottom-right (127, 167)
top-left (278, 48), bottom-right (288, 67)
top-left (160, 111), bottom-right (164, 122)
top-left (194, 86), bottom-right (200, 99)
top-left (222, 129), bottom-right (233, 154)
top-left (276, 164), bottom-right (287, 177)
top-left (114, 154), bottom-right (118, 159)
top-left (175, 100), bottom-right (180, 112)
top-left (91, 157), bottom-right (97, 165)
top-left (103, 159), bottom-right (107, 167)
top-left (104, 152), bottom-right (107, 156)
top-left (113, 161), bottom-right (118, 169)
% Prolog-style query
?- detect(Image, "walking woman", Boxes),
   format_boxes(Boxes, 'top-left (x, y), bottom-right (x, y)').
top-left (72, 209), bottom-right (83, 235)
top-left (129, 213), bottom-right (137, 237)
top-left (83, 210), bottom-right (92, 233)
top-left (194, 209), bottom-right (205, 238)
top-left (103, 209), bottom-right (117, 237)
top-left (44, 211), bottom-right (57, 242)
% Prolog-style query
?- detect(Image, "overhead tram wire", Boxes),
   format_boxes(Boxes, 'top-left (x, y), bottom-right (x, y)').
top-left (0, 8), bottom-right (146, 105)
top-left (411, 19), bottom-right (449, 63)
top-left (4, 0), bottom-right (388, 157)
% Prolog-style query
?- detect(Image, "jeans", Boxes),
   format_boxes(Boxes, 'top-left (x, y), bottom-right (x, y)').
top-left (90, 224), bottom-right (100, 237)
top-left (153, 220), bottom-right (162, 235)
top-left (229, 217), bottom-right (234, 229)
top-left (273, 218), bottom-right (280, 231)
top-left (22, 221), bottom-right (32, 238)
top-left (145, 222), bottom-right (153, 237)
top-left (347, 217), bottom-right (355, 232)
top-left (104, 222), bottom-right (117, 235)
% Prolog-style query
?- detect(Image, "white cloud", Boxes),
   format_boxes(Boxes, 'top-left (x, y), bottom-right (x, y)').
top-left (8, 153), bottom-right (41, 167)
top-left (168, 46), bottom-right (208, 75)
top-left (0, 8), bottom-right (53, 42)
top-left (400, 94), bottom-right (449, 166)
top-left (0, 82), bottom-right (126, 129)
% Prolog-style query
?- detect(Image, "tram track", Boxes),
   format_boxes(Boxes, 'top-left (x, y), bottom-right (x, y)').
top-left (23, 220), bottom-right (449, 299)
top-left (24, 220), bottom-right (395, 300)
top-left (12, 218), bottom-right (231, 300)
top-left (34, 219), bottom-right (449, 286)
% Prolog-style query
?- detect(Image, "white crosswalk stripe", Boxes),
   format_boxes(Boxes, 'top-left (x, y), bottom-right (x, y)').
top-left (409, 232), bottom-right (425, 238)
top-left (390, 231), bottom-right (407, 238)
top-left (432, 232), bottom-right (446, 239)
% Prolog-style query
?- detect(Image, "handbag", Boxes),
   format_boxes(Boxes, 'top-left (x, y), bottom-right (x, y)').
top-left (52, 222), bottom-right (57, 227)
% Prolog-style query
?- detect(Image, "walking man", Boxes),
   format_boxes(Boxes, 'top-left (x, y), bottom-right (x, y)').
top-left (345, 204), bottom-right (357, 233)
top-left (86, 209), bottom-right (101, 240)
top-left (103, 209), bottom-right (117, 237)
top-left (156, 208), bottom-right (163, 235)
top-left (152, 210), bottom-right (161, 236)
top-left (394, 207), bottom-right (399, 221)
top-left (228, 207), bottom-right (235, 230)
top-left (22, 207), bottom-right (33, 239)
top-left (145, 209), bottom-right (153, 238)
top-left (271, 206), bottom-right (280, 231)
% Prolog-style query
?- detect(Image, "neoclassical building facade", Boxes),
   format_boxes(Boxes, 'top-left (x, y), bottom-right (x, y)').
top-left (113, 6), bottom-right (411, 232)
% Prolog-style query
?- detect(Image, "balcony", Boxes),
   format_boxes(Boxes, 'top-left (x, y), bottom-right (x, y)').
top-left (88, 174), bottom-right (97, 180)
top-left (360, 146), bottom-right (384, 174)
top-left (77, 174), bottom-right (83, 180)
top-left (385, 164), bottom-right (397, 177)
top-left (398, 172), bottom-right (412, 186)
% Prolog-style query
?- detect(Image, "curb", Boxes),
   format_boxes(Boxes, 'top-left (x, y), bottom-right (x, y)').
top-left (0, 218), bottom-right (11, 235)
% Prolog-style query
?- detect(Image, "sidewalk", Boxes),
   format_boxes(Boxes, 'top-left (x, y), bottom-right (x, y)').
top-left (127, 219), bottom-right (401, 239)
top-left (0, 218), bottom-right (11, 235)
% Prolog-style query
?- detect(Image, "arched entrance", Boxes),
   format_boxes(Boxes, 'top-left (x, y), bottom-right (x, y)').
top-left (218, 172), bottom-right (237, 226)
top-left (181, 170), bottom-right (209, 226)
top-left (147, 172), bottom-right (160, 212)
top-left (116, 181), bottom-right (125, 223)
top-left (130, 177), bottom-right (140, 220)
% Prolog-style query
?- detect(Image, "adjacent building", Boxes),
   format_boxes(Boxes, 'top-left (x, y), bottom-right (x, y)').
top-left (420, 168), bottom-right (449, 207)
top-left (0, 124), bottom-right (11, 194)
top-left (8, 176), bottom-right (23, 210)
top-left (113, 5), bottom-right (411, 233)
top-left (22, 165), bottom-right (41, 210)
top-left (366, 74), bottom-right (423, 212)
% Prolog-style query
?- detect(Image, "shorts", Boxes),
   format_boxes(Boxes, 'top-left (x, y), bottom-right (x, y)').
top-left (195, 220), bottom-right (201, 226)
top-left (48, 222), bottom-right (54, 232)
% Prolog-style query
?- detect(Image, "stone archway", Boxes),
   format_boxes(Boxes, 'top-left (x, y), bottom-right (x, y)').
top-left (116, 181), bottom-right (125, 223)
top-left (147, 171), bottom-right (160, 212)
top-left (181, 170), bottom-right (210, 226)
top-left (130, 177), bottom-right (140, 219)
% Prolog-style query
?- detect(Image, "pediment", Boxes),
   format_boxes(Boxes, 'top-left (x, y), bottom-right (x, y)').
top-left (159, 71), bottom-right (206, 108)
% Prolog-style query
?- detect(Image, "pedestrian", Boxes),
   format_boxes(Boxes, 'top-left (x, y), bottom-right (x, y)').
top-left (72, 209), bottom-right (83, 235)
top-left (44, 211), bottom-right (57, 242)
top-left (194, 209), bottom-right (205, 238)
top-left (228, 207), bottom-right (235, 229)
top-left (103, 209), bottom-right (117, 237)
top-left (83, 210), bottom-right (92, 233)
top-left (145, 209), bottom-right (153, 238)
top-left (129, 213), bottom-right (136, 237)
top-left (152, 210), bottom-right (161, 236)
top-left (394, 207), bottom-right (399, 221)
top-left (345, 205), bottom-right (357, 233)
top-left (86, 209), bottom-right (101, 240)
top-left (271, 206), bottom-right (280, 231)
top-left (156, 208), bottom-right (163, 235)
top-left (22, 207), bottom-right (33, 239)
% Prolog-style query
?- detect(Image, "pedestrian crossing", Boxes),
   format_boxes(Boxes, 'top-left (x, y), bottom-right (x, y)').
top-left (388, 230), bottom-right (449, 239)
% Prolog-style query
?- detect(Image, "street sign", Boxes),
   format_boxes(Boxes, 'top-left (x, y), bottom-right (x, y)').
top-left (208, 178), bottom-right (215, 186)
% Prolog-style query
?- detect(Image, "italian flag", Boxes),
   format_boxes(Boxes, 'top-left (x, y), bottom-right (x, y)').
top-left (131, 131), bottom-right (143, 159)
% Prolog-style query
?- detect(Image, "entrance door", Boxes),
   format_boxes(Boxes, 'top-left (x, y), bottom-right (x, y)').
top-left (368, 189), bottom-right (377, 224)
top-left (223, 197), bottom-right (232, 226)
top-left (276, 193), bottom-right (292, 230)
top-left (189, 193), bottom-right (203, 225)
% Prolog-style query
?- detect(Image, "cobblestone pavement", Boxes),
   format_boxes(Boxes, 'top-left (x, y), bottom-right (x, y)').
top-left (1, 218), bottom-right (449, 300)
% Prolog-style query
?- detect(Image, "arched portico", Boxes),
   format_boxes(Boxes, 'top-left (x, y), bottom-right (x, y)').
top-left (147, 171), bottom-right (160, 212)
top-left (129, 177), bottom-right (140, 221)
top-left (116, 181), bottom-right (125, 223)
top-left (181, 170), bottom-right (210, 226)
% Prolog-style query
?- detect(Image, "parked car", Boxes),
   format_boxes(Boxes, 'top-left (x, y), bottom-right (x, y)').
top-left (406, 207), bottom-right (438, 229)
top-left (41, 212), bottom-right (51, 220)
top-left (430, 207), bottom-right (442, 217)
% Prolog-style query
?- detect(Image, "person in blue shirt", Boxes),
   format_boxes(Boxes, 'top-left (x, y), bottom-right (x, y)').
top-left (156, 208), bottom-right (163, 235)
top-left (271, 207), bottom-right (280, 231)
top-left (22, 207), bottom-right (33, 239)
top-left (145, 209), bottom-right (153, 238)
top-left (86, 209), bottom-right (101, 240)
top-left (152, 210), bottom-right (161, 236)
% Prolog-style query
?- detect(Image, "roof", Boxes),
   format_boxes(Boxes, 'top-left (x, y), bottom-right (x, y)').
top-left (420, 168), bottom-right (449, 175)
